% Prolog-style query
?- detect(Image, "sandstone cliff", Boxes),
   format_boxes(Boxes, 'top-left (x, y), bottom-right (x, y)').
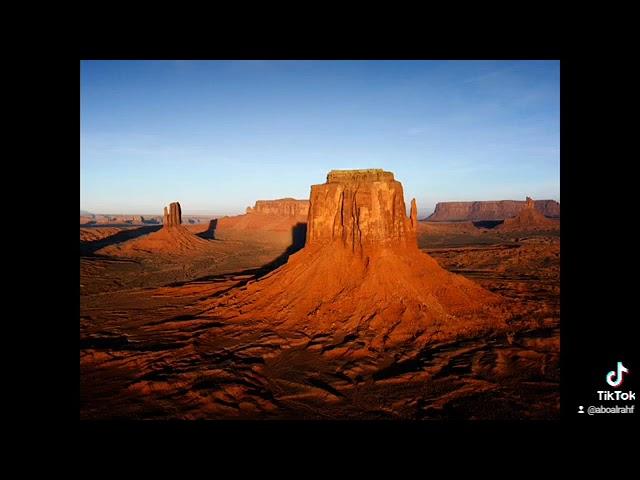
top-left (497, 197), bottom-right (559, 232)
top-left (218, 198), bottom-right (309, 234)
top-left (306, 169), bottom-right (416, 250)
top-left (246, 198), bottom-right (309, 216)
top-left (202, 169), bottom-right (502, 350)
top-left (163, 202), bottom-right (182, 227)
top-left (427, 199), bottom-right (560, 222)
top-left (98, 202), bottom-right (210, 256)
top-left (80, 214), bottom-right (154, 225)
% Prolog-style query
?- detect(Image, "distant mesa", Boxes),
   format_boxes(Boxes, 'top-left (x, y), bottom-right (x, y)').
top-left (203, 169), bottom-right (502, 350)
top-left (80, 213), bottom-right (160, 225)
top-left (219, 197), bottom-right (309, 233)
top-left (427, 199), bottom-right (560, 222)
top-left (246, 198), bottom-right (309, 217)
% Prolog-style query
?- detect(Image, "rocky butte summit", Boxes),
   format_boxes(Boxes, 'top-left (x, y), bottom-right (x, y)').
top-left (204, 169), bottom-right (502, 350)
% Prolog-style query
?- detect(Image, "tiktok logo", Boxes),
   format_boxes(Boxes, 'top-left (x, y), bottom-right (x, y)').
top-left (606, 362), bottom-right (629, 388)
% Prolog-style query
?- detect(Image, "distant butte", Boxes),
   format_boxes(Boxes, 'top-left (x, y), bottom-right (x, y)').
top-left (97, 201), bottom-right (210, 256)
top-left (497, 197), bottom-right (559, 232)
top-left (202, 169), bottom-right (502, 350)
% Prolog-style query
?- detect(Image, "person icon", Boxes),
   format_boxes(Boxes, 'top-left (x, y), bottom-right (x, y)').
top-left (578, 406), bottom-right (584, 414)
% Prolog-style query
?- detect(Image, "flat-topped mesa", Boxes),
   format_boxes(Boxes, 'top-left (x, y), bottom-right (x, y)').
top-left (428, 199), bottom-right (560, 221)
top-left (163, 202), bottom-right (182, 228)
top-left (307, 169), bottom-right (417, 251)
top-left (246, 198), bottom-right (309, 216)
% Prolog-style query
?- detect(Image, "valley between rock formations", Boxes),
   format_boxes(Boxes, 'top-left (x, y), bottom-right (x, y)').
top-left (80, 171), bottom-right (560, 420)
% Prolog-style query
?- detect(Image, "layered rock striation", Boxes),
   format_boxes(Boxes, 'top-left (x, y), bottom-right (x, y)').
top-left (306, 169), bottom-right (417, 251)
top-left (497, 197), bottom-right (559, 232)
top-left (427, 199), bottom-right (560, 222)
top-left (163, 202), bottom-right (182, 227)
top-left (204, 169), bottom-right (501, 350)
top-left (218, 198), bottom-right (309, 233)
top-left (246, 198), bottom-right (309, 217)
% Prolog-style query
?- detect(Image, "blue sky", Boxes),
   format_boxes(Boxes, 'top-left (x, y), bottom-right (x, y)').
top-left (80, 60), bottom-right (559, 216)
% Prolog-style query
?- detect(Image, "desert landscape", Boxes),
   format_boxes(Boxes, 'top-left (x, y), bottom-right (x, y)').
top-left (80, 169), bottom-right (560, 420)
top-left (81, 59), bottom-right (560, 421)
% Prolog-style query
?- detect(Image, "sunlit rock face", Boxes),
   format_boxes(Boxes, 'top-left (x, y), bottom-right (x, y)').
top-left (306, 169), bottom-right (418, 252)
top-left (163, 202), bottom-right (182, 228)
top-left (246, 198), bottom-right (309, 216)
top-left (202, 169), bottom-right (502, 351)
top-left (428, 199), bottom-right (560, 221)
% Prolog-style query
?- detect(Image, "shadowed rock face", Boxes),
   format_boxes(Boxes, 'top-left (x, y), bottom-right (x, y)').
top-left (163, 202), bottom-right (182, 227)
top-left (306, 169), bottom-right (417, 251)
top-left (428, 199), bottom-right (560, 221)
top-left (246, 198), bottom-right (309, 216)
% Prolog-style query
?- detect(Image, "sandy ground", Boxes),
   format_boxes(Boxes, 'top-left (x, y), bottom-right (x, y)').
top-left (80, 220), bottom-right (559, 420)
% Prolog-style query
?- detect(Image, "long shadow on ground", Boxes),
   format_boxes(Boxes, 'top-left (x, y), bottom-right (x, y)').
top-left (80, 225), bottom-right (162, 256)
top-left (196, 219), bottom-right (218, 239)
top-left (167, 222), bottom-right (308, 289)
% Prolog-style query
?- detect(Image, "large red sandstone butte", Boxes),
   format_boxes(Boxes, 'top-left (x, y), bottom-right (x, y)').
top-left (203, 169), bottom-right (501, 350)
top-left (163, 202), bottom-right (182, 227)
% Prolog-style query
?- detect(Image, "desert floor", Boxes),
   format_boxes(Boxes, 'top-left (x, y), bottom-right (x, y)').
top-left (80, 221), bottom-right (560, 420)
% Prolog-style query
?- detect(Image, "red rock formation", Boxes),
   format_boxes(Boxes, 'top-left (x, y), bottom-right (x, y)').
top-left (306, 169), bottom-right (417, 250)
top-left (525, 196), bottom-right (534, 209)
top-left (203, 169), bottom-right (501, 350)
top-left (82, 214), bottom-right (151, 225)
top-left (498, 197), bottom-right (559, 232)
top-left (246, 198), bottom-right (309, 216)
top-left (219, 198), bottom-right (309, 234)
top-left (163, 202), bottom-right (182, 227)
top-left (410, 198), bottom-right (418, 230)
top-left (98, 202), bottom-right (210, 256)
top-left (427, 199), bottom-right (560, 222)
